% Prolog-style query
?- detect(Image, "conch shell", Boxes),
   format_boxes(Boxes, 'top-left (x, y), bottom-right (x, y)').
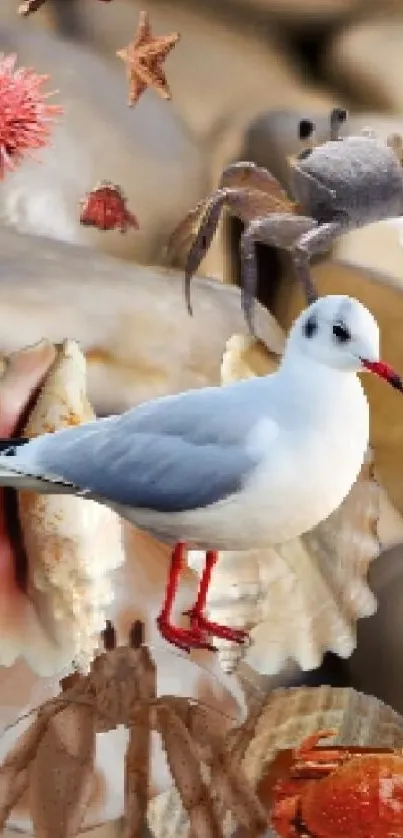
top-left (0, 339), bottom-right (124, 676)
top-left (188, 333), bottom-right (382, 675)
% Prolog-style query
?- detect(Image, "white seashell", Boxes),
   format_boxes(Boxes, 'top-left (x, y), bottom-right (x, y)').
top-left (17, 340), bottom-right (125, 675)
top-left (189, 332), bottom-right (384, 676)
top-left (148, 686), bottom-right (403, 838)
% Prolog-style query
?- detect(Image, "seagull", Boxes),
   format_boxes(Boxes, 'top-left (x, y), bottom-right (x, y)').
top-left (0, 294), bottom-right (401, 653)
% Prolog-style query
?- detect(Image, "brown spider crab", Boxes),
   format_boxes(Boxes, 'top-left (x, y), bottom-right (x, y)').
top-left (0, 620), bottom-right (267, 838)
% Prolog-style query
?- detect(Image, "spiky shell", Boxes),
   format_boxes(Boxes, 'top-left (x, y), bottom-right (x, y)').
top-left (147, 687), bottom-right (403, 838)
top-left (17, 340), bottom-right (125, 674)
top-left (188, 332), bottom-right (384, 675)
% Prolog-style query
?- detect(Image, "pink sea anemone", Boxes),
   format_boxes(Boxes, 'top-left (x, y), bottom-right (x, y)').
top-left (0, 53), bottom-right (63, 179)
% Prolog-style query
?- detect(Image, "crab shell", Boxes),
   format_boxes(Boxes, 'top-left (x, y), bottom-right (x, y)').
top-left (7, 340), bottom-right (125, 676)
top-left (269, 731), bottom-right (403, 837)
top-left (188, 331), bottom-right (385, 676)
top-left (289, 752), bottom-right (403, 838)
top-left (290, 134), bottom-right (403, 230)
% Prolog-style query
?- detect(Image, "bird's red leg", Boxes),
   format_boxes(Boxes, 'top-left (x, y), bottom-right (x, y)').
top-left (184, 551), bottom-right (249, 644)
top-left (156, 542), bottom-right (216, 653)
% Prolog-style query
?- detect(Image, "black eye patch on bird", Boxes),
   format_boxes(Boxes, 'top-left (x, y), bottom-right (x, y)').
top-left (303, 314), bottom-right (318, 338)
top-left (332, 321), bottom-right (351, 343)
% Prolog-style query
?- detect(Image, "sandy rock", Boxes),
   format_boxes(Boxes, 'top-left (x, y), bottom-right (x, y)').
top-left (0, 24), bottom-right (206, 265)
top-left (0, 226), bottom-right (281, 414)
top-left (326, 15), bottom-right (403, 112)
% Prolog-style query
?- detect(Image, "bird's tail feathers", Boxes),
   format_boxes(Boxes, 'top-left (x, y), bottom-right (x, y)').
top-left (0, 455), bottom-right (79, 495)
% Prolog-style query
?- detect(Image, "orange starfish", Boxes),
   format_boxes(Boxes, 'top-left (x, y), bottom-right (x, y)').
top-left (117, 10), bottom-right (180, 106)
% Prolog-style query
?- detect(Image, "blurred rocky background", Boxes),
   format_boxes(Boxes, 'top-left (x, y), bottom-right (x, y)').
top-left (3, 4), bottom-right (403, 822)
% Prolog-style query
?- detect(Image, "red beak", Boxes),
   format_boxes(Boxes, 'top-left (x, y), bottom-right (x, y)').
top-left (361, 358), bottom-right (403, 392)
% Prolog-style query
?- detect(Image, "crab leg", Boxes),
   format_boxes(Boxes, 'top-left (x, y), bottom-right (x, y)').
top-left (240, 213), bottom-right (319, 332)
top-left (0, 708), bottom-right (53, 829)
top-left (219, 161), bottom-right (290, 199)
top-left (153, 704), bottom-right (223, 838)
top-left (329, 107), bottom-right (347, 141)
top-left (29, 698), bottom-right (96, 838)
top-left (292, 220), bottom-right (344, 305)
top-left (159, 697), bottom-right (266, 834)
top-left (209, 745), bottom-right (267, 835)
top-left (123, 708), bottom-right (150, 838)
top-left (184, 191), bottom-right (229, 314)
top-left (179, 165), bottom-right (296, 320)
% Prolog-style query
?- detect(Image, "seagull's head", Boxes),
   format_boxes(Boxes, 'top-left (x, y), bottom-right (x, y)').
top-left (286, 294), bottom-right (403, 392)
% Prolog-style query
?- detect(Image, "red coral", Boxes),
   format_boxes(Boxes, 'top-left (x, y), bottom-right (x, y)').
top-left (0, 53), bottom-right (63, 179)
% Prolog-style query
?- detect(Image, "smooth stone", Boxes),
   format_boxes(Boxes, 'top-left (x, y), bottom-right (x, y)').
top-left (0, 227), bottom-right (282, 414)
top-left (326, 15), bottom-right (403, 112)
top-left (0, 24), bottom-right (206, 265)
top-left (191, 0), bottom-right (368, 29)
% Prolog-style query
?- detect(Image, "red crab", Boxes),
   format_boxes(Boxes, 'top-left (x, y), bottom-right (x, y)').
top-left (263, 730), bottom-right (403, 838)
top-left (79, 181), bottom-right (139, 233)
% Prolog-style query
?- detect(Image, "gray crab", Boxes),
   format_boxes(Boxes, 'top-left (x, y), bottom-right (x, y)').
top-left (168, 108), bottom-right (403, 333)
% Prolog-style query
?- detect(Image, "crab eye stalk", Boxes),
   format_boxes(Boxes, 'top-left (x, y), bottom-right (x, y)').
top-left (298, 119), bottom-right (315, 141)
top-left (297, 118), bottom-right (316, 161)
top-left (330, 107), bottom-right (348, 141)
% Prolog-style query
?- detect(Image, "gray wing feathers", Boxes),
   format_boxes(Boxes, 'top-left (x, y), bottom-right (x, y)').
top-left (5, 382), bottom-right (265, 512)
